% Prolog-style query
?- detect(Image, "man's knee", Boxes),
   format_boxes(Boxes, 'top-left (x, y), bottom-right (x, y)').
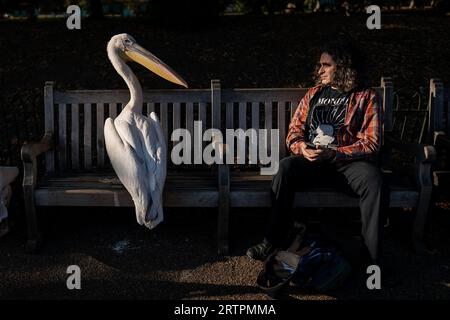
top-left (347, 162), bottom-right (383, 195)
top-left (271, 156), bottom-right (306, 191)
top-left (357, 162), bottom-right (383, 188)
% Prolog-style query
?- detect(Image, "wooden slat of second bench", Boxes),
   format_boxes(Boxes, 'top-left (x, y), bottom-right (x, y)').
top-left (230, 188), bottom-right (418, 208)
top-left (229, 172), bottom-right (418, 208)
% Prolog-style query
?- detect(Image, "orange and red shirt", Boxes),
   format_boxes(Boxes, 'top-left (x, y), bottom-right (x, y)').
top-left (286, 85), bottom-right (383, 161)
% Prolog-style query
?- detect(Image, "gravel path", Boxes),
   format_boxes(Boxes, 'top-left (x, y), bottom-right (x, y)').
top-left (1, 206), bottom-right (449, 300)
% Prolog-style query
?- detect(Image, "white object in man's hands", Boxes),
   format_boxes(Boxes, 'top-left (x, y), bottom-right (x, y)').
top-left (312, 124), bottom-right (335, 147)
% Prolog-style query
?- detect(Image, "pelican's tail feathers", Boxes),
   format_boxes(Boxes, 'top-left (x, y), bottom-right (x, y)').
top-left (142, 193), bottom-right (164, 230)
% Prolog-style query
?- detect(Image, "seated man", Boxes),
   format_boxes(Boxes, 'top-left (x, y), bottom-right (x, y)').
top-left (247, 41), bottom-right (386, 269)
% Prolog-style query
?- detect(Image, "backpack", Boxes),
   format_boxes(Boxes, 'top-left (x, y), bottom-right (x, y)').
top-left (256, 228), bottom-right (351, 297)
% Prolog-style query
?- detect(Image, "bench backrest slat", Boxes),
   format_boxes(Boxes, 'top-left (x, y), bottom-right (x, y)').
top-left (278, 101), bottom-right (287, 159)
top-left (428, 79), bottom-right (445, 136)
top-left (95, 103), bottom-right (105, 168)
top-left (264, 101), bottom-right (273, 156)
top-left (71, 103), bottom-right (80, 170)
top-left (84, 103), bottom-right (93, 169)
top-left (226, 102), bottom-right (233, 130)
top-left (146, 102), bottom-right (155, 115)
top-left (44, 82), bottom-right (55, 172)
top-left (186, 102), bottom-right (194, 161)
top-left (160, 102), bottom-right (169, 145)
top-left (380, 78), bottom-right (393, 133)
top-left (238, 102), bottom-right (246, 131)
top-left (199, 102), bottom-right (207, 130)
top-left (173, 102), bottom-right (181, 131)
top-left (211, 80), bottom-right (221, 130)
top-left (447, 88), bottom-right (450, 134)
top-left (58, 103), bottom-right (67, 171)
top-left (251, 102), bottom-right (259, 130)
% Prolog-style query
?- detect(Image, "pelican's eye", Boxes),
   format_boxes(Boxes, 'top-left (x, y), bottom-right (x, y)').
top-left (122, 39), bottom-right (133, 50)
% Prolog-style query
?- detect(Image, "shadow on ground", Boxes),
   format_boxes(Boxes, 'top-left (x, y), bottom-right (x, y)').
top-left (1, 205), bottom-right (450, 300)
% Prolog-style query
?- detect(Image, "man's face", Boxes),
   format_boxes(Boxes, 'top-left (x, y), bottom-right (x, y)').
top-left (318, 52), bottom-right (337, 86)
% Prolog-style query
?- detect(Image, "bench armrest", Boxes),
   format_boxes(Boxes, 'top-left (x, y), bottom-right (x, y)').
top-left (21, 132), bottom-right (53, 163)
top-left (383, 135), bottom-right (435, 191)
top-left (434, 131), bottom-right (450, 150)
top-left (384, 135), bottom-right (436, 163)
top-left (21, 132), bottom-right (54, 187)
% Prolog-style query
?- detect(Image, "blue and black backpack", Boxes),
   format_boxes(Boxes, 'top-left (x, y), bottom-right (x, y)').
top-left (256, 227), bottom-right (352, 297)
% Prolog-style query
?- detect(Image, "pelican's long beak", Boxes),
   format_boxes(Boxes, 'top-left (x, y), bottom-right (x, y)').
top-left (125, 43), bottom-right (188, 88)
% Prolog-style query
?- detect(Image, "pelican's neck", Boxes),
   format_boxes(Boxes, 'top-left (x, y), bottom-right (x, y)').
top-left (108, 47), bottom-right (142, 114)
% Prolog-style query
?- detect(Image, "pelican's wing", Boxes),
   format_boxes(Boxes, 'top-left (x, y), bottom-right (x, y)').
top-left (105, 118), bottom-right (158, 227)
top-left (148, 112), bottom-right (167, 186)
top-left (118, 113), bottom-right (167, 228)
top-left (140, 112), bottom-right (167, 225)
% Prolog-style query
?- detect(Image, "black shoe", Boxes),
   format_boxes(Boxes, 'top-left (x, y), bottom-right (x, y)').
top-left (0, 219), bottom-right (9, 238)
top-left (246, 241), bottom-right (275, 261)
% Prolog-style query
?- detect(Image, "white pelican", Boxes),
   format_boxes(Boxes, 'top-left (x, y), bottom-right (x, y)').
top-left (104, 33), bottom-right (188, 229)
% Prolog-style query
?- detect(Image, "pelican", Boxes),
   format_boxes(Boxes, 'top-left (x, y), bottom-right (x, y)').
top-left (104, 34), bottom-right (188, 229)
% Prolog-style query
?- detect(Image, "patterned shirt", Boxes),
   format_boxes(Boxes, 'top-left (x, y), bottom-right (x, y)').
top-left (286, 85), bottom-right (383, 161)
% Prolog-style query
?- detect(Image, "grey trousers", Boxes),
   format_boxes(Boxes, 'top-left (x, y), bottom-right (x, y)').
top-left (266, 155), bottom-right (387, 262)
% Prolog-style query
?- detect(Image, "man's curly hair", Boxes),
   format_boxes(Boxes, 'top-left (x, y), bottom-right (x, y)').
top-left (314, 41), bottom-right (367, 92)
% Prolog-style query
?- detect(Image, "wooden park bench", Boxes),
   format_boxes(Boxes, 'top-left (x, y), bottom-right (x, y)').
top-left (22, 78), bottom-right (435, 255)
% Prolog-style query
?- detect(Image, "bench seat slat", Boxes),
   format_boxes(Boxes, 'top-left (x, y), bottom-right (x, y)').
top-left (35, 189), bottom-right (219, 207)
top-left (229, 190), bottom-right (418, 208)
top-left (35, 172), bottom-right (219, 207)
top-left (228, 169), bottom-right (417, 208)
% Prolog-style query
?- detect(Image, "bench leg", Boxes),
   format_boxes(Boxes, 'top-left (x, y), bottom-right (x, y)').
top-left (217, 202), bottom-right (229, 255)
top-left (23, 185), bottom-right (41, 253)
top-left (217, 164), bottom-right (230, 255)
top-left (412, 185), bottom-right (432, 255)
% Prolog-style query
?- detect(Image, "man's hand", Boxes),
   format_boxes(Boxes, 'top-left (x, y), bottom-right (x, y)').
top-left (299, 142), bottom-right (336, 162)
